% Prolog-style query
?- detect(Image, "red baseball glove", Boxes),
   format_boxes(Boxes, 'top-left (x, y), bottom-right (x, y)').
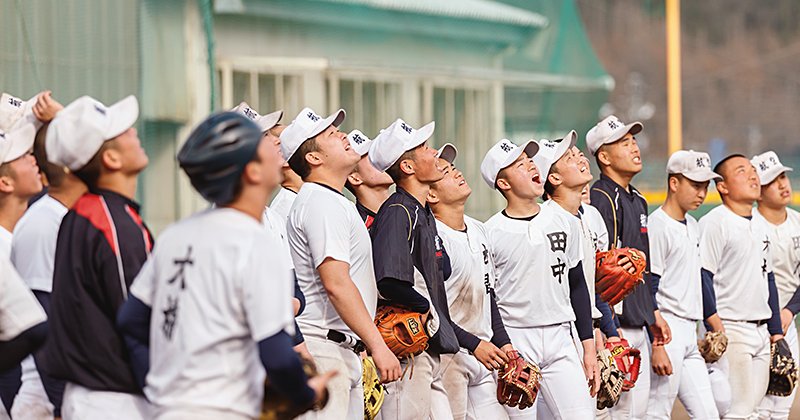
top-left (374, 305), bottom-right (429, 359)
top-left (605, 338), bottom-right (641, 391)
top-left (595, 248), bottom-right (647, 306)
top-left (497, 350), bottom-right (541, 410)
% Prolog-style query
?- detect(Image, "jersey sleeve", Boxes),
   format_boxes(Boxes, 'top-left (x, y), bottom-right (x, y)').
top-left (303, 202), bottom-right (354, 269)
top-left (699, 218), bottom-right (725, 274)
top-left (0, 260), bottom-right (47, 341)
top-left (566, 216), bottom-right (583, 269)
top-left (590, 187), bottom-right (618, 249)
top-left (242, 235), bottom-right (295, 342)
top-left (647, 218), bottom-right (667, 277)
top-left (129, 257), bottom-right (157, 307)
top-left (371, 203), bottom-right (415, 284)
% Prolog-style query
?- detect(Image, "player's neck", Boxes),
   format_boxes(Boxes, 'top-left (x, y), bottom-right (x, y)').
top-left (49, 177), bottom-right (88, 209)
top-left (504, 195), bottom-right (540, 218)
top-left (432, 202), bottom-right (466, 231)
top-left (0, 195), bottom-right (29, 233)
top-left (225, 187), bottom-right (270, 222)
top-left (602, 168), bottom-right (633, 192)
top-left (550, 186), bottom-right (584, 215)
top-left (757, 203), bottom-right (788, 225)
top-left (281, 171), bottom-right (303, 193)
top-left (661, 196), bottom-right (688, 222)
top-left (355, 186), bottom-right (390, 214)
top-left (95, 173), bottom-right (139, 201)
top-left (397, 178), bottom-right (430, 208)
top-left (722, 198), bottom-right (754, 218)
top-left (305, 168), bottom-right (347, 193)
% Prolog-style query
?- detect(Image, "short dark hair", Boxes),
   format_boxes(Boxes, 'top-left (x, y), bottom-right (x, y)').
top-left (33, 123), bottom-right (67, 188)
top-left (386, 149), bottom-right (416, 183)
top-left (712, 153), bottom-right (746, 183)
top-left (287, 138), bottom-right (319, 180)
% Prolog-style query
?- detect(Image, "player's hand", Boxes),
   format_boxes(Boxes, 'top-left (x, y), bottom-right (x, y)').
top-left (581, 343), bottom-right (600, 397)
top-left (308, 370), bottom-right (337, 405)
top-left (651, 344), bottom-right (672, 376)
top-left (650, 311), bottom-right (672, 345)
top-left (293, 342), bottom-right (314, 363)
top-left (32, 91), bottom-right (63, 122)
top-left (781, 308), bottom-right (794, 334)
top-left (607, 335), bottom-right (622, 344)
top-left (371, 344), bottom-right (402, 383)
top-left (616, 256), bottom-right (636, 274)
top-left (473, 340), bottom-right (508, 371)
top-left (771, 333), bottom-right (786, 344)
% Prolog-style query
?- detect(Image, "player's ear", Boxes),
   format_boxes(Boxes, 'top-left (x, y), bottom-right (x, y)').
top-left (0, 172), bottom-right (13, 193)
top-left (668, 175), bottom-right (679, 193)
top-left (496, 177), bottom-right (511, 193)
top-left (304, 150), bottom-right (323, 168)
top-left (596, 147), bottom-right (611, 167)
top-left (548, 172), bottom-right (561, 187)
top-left (347, 171), bottom-right (363, 187)
top-left (426, 188), bottom-right (439, 205)
top-left (100, 146), bottom-right (123, 171)
top-left (715, 180), bottom-right (728, 196)
top-left (400, 158), bottom-right (415, 176)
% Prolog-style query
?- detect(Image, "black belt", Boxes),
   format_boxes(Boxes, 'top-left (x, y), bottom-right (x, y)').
top-left (747, 319), bottom-right (769, 326)
top-left (326, 330), bottom-right (366, 353)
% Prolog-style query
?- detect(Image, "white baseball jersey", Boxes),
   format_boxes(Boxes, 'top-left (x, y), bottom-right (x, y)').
top-left (11, 194), bottom-right (68, 292)
top-left (0, 226), bottom-right (11, 257)
top-left (580, 203), bottom-right (609, 253)
top-left (287, 182), bottom-right (378, 337)
top-left (648, 207), bottom-right (703, 320)
top-left (129, 208), bottom-right (295, 418)
top-left (270, 187), bottom-right (297, 221)
top-left (576, 203), bottom-right (603, 319)
top-left (263, 206), bottom-right (293, 270)
top-left (754, 207), bottom-right (800, 308)
top-left (485, 200), bottom-right (582, 328)
top-left (436, 216), bottom-right (494, 341)
top-left (0, 257), bottom-right (46, 341)
top-left (699, 205), bottom-right (773, 321)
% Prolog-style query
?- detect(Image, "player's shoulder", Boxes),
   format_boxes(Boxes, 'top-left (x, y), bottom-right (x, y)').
top-left (786, 207), bottom-right (800, 226)
top-left (699, 205), bottom-right (727, 225)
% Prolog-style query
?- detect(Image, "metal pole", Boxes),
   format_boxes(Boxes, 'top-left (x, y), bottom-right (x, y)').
top-left (666, 0), bottom-right (683, 154)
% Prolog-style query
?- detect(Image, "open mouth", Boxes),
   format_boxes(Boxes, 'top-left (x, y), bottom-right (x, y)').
top-left (532, 173), bottom-right (541, 184)
top-left (458, 179), bottom-right (466, 186)
top-left (344, 144), bottom-right (351, 151)
top-left (632, 156), bottom-right (642, 164)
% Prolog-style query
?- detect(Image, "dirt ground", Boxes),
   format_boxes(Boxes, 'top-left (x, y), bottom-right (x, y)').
top-left (671, 393), bottom-right (800, 419)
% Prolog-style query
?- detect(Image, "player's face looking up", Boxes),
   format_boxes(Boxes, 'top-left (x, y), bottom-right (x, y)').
top-left (0, 151), bottom-right (42, 197)
top-left (550, 146), bottom-right (593, 189)
top-left (716, 156), bottom-right (761, 203)
top-left (354, 154), bottom-right (393, 188)
top-left (597, 132), bottom-right (642, 176)
top-left (430, 159), bottom-right (470, 204)
top-left (496, 152), bottom-right (543, 199)
top-left (253, 129), bottom-right (285, 190)
top-left (669, 174), bottom-right (710, 211)
top-left (405, 141), bottom-right (444, 183)
top-left (108, 127), bottom-right (149, 175)
top-left (312, 124), bottom-right (359, 172)
top-left (760, 171), bottom-right (793, 208)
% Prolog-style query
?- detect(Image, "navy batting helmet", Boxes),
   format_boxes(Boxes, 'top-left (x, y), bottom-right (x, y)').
top-left (178, 112), bottom-right (262, 205)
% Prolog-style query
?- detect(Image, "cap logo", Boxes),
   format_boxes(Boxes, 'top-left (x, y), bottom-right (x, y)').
top-left (400, 122), bottom-right (412, 134)
top-left (243, 108), bottom-right (257, 120)
top-left (352, 133), bottom-right (366, 144)
top-left (306, 111), bottom-right (320, 122)
top-left (500, 142), bottom-right (512, 153)
top-left (696, 157), bottom-right (708, 168)
top-left (770, 156), bottom-right (778, 164)
top-left (0, 132), bottom-right (5, 139)
top-left (607, 119), bottom-right (620, 130)
top-left (94, 104), bottom-right (107, 115)
top-left (543, 141), bottom-right (556, 149)
top-left (7, 97), bottom-right (21, 108)
top-left (759, 161), bottom-right (769, 171)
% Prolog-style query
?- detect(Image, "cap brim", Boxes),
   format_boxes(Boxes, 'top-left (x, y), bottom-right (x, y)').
top-left (407, 121), bottom-right (435, 152)
top-left (2, 124), bottom-right (36, 163)
top-left (257, 110), bottom-right (283, 132)
top-left (759, 166), bottom-right (794, 185)
top-left (682, 170), bottom-right (723, 183)
top-left (608, 122), bottom-right (643, 145)
top-left (500, 139), bottom-right (539, 173)
top-left (309, 109), bottom-right (346, 139)
top-left (105, 95), bottom-right (139, 140)
top-left (437, 143), bottom-right (457, 164)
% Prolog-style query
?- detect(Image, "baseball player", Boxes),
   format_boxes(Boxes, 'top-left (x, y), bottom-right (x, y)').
top-left (37, 95), bottom-right (154, 420)
top-left (368, 118), bottom-right (461, 420)
top-left (699, 153), bottom-right (784, 419)
top-left (428, 143), bottom-right (512, 420)
top-left (644, 150), bottom-right (721, 420)
top-left (10, 118), bottom-right (82, 420)
top-left (281, 107), bottom-right (402, 419)
top-left (482, 138), bottom-right (597, 419)
top-left (230, 102), bottom-right (314, 361)
top-left (753, 151), bottom-right (800, 420)
top-left (587, 115), bottom-right (671, 419)
top-left (116, 112), bottom-right (332, 419)
top-left (270, 146), bottom-right (304, 221)
top-left (0, 257), bottom-right (47, 373)
top-left (345, 129), bottom-right (392, 228)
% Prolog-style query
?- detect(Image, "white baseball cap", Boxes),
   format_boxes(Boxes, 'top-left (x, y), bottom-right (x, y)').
top-left (532, 130), bottom-right (578, 178)
top-left (46, 95), bottom-right (139, 171)
top-left (0, 123), bottom-right (37, 164)
top-left (0, 93), bottom-right (42, 134)
top-left (480, 139), bottom-right (540, 189)
top-left (666, 150), bottom-right (722, 182)
top-left (347, 129), bottom-right (372, 157)
top-left (437, 143), bottom-right (457, 164)
top-left (752, 151), bottom-right (793, 185)
top-left (586, 115), bottom-right (643, 155)
top-left (368, 118), bottom-right (435, 172)
top-left (280, 107), bottom-right (345, 161)
top-left (231, 101), bottom-right (282, 132)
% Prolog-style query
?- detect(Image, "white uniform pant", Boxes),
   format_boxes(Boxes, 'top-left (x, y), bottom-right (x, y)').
top-left (608, 326), bottom-right (650, 420)
top-left (11, 356), bottom-right (54, 420)
top-left (298, 336), bottom-right (363, 420)
top-left (505, 323), bottom-right (593, 420)
top-left (440, 350), bottom-right (508, 420)
top-left (646, 313), bottom-right (718, 420)
top-left (378, 351), bottom-right (452, 420)
top-left (718, 321), bottom-right (771, 420)
top-left (62, 382), bottom-right (151, 420)
top-left (154, 407), bottom-right (252, 420)
top-left (757, 319), bottom-right (799, 420)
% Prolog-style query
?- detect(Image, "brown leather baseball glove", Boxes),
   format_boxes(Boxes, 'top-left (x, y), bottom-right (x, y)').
top-left (698, 331), bottom-right (728, 364)
top-left (497, 350), bottom-right (541, 410)
top-left (374, 304), bottom-right (429, 359)
top-left (595, 248), bottom-right (647, 307)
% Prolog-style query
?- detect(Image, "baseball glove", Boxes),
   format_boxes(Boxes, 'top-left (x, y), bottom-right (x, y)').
top-left (605, 338), bottom-right (641, 391)
top-left (698, 331), bottom-right (728, 364)
top-left (767, 338), bottom-right (799, 397)
top-left (596, 348), bottom-right (625, 409)
top-left (363, 356), bottom-right (385, 420)
top-left (595, 248), bottom-right (647, 307)
top-left (374, 305), bottom-right (429, 359)
top-left (261, 356), bottom-right (327, 420)
top-left (497, 350), bottom-right (542, 410)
